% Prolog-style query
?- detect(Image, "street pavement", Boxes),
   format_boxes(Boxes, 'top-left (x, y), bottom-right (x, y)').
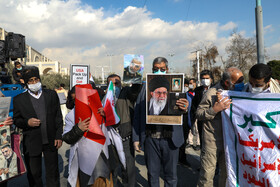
top-left (6, 142), bottom-right (203, 187)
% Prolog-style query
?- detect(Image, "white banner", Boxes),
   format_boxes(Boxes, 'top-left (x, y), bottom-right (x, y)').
top-left (221, 91), bottom-right (280, 187)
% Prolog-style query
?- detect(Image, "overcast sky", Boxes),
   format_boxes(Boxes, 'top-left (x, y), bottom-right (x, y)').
top-left (1, 0), bottom-right (279, 77)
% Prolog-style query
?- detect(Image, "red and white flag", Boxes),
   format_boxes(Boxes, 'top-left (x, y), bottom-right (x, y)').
top-left (103, 81), bottom-right (120, 126)
top-left (75, 84), bottom-right (106, 145)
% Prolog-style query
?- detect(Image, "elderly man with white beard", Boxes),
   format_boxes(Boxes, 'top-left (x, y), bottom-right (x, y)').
top-left (148, 76), bottom-right (169, 115)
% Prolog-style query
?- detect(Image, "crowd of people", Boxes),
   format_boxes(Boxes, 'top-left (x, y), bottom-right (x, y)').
top-left (0, 57), bottom-right (278, 187)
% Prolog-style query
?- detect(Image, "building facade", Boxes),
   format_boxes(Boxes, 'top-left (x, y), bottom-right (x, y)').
top-left (0, 27), bottom-right (69, 75)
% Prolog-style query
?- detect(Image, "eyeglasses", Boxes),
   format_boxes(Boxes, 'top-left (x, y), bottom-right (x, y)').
top-left (152, 68), bottom-right (166, 73)
top-left (28, 77), bottom-right (39, 84)
top-left (154, 91), bottom-right (168, 96)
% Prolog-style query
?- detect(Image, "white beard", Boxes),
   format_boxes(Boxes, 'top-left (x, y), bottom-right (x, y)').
top-left (149, 96), bottom-right (167, 115)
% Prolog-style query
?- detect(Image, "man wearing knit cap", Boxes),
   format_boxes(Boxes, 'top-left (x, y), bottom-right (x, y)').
top-left (12, 61), bottom-right (25, 84)
top-left (13, 66), bottom-right (63, 187)
top-left (148, 76), bottom-right (170, 115)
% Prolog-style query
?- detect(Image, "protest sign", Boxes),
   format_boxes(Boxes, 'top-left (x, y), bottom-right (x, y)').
top-left (221, 91), bottom-right (280, 187)
top-left (146, 73), bottom-right (184, 125)
top-left (70, 64), bottom-right (90, 88)
top-left (0, 97), bottom-right (26, 182)
top-left (123, 54), bottom-right (144, 84)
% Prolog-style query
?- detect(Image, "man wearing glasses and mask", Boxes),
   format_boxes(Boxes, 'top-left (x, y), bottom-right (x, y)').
top-left (13, 66), bottom-right (63, 187)
top-left (133, 57), bottom-right (188, 187)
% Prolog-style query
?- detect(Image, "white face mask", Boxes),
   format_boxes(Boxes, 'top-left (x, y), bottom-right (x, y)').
top-left (184, 86), bottom-right (189, 92)
top-left (201, 79), bottom-right (211, 87)
top-left (249, 83), bottom-right (265, 93)
top-left (251, 86), bottom-right (265, 93)
top-left (28, 82), bottom-right (42, 92)
top-left (189, 84), bottom-right (194, 90)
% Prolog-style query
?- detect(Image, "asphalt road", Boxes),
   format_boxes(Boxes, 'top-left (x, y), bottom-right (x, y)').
top-left (5, 142), bottom-right (204, 187)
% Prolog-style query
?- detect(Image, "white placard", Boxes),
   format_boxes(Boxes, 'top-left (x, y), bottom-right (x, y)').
top-left (70, 64), bottom-right (90, 88)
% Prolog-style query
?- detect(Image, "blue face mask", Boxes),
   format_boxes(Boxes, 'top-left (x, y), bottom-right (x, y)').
top-left (234, 82), bottom-right (244, 91)
top-left (17, 67), bottom-right (22, 71)
top-left (153, 69), bottom-right (166, 74)
top-left (114, 86), bottom-right (121, 98)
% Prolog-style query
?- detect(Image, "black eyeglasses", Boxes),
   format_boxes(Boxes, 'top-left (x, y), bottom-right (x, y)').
top-left (152, 68), bottom-right (166, 73)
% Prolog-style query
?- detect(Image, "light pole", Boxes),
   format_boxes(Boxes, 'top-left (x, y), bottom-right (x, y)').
top-left (191, 50), bottom-right (201, 86)
top-left (255, 0), bottom-right (265, 64)
top-left (106, 54), bottom-right (114, 73)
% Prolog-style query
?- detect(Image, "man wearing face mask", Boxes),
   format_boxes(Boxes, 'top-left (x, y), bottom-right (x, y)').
top-left (244, 63), bottom-right (279, 93)
top-left (13, 66), bottom-right (63, 187)
top-left (196, 67), bottom-right (243, 187)
top-left (105, 74), bottom-right (141, 187)
top-left (133, 57), bottom-right (189, 187)
top-left (190, 70), bottom-right (213, 147)
top-left (183, 79), bottom-right (189, 93)
top-left (12, 61), bottom-right (25, 84)
top-left (188, 78), bottom-right (196, 96)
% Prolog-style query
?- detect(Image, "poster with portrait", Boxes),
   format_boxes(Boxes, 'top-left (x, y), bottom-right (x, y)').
top-left (0, 97), bottom-right (26, 182)
top-left (146, 73), bottom-right (185, 125)
top-left (123, 54), bottom-right (144, 84)
top-left (0, 126), bottom-right (26, 182)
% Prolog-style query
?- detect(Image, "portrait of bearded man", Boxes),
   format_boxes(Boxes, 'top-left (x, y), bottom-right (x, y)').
top-left (148, 76), bottom-right (170, 115)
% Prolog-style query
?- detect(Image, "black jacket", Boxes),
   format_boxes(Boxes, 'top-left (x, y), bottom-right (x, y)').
top-left (114, 84), bottom-right (141, 139)
top-left (62, 125), bottom-right (84, 145)
top-left (13, 89), bottom-right (63, 156)
top-left (12, 66), bottom-right (25, 84)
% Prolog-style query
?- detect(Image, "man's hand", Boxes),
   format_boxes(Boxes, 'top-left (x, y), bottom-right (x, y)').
top-left (54, 140), bottom-right (62, 149)
top-left (216, 91), bottom-right (223, 102)
top-left (133, 141), bottom-right (141, 152)
top-left (28, 118), bottom-right (41, 127)
top-left (213, 97), bottom-right (232, 113)
top-left (78, 117), bottom-right (90, 132)
top-left (176, 98), bottom-right (189, 111)
top-left (97, 107), bottom-right (105, 117)
top-left (3, 117), bottom-right (13, 126)
top-left (20, 79), bottom-right (24, 84)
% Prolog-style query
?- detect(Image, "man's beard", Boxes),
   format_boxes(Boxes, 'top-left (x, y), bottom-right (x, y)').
top-left (149, 96), bottom-right (167, 115)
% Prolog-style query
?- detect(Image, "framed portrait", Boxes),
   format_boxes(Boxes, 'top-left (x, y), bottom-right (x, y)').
top-left (146, 73), bottom-right (185, 125)
top-left (171, 78), bottom-right (182, 92)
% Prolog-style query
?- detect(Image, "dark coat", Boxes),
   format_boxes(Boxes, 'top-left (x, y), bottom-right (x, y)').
top-left (13, 89), bottom-right (63, 156)
top-left (132, 83), bottom-right (184, 149)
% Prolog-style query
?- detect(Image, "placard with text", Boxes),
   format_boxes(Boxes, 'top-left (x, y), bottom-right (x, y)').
top-left (70, 64), bottom-right (90, 88)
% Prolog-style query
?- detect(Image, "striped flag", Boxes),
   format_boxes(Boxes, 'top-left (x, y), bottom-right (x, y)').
top-left (103, 81), bottom-right (120, 126)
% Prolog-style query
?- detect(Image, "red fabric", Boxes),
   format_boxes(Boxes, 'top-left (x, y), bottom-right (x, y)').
top-left (75, 84), bottom-right (105, 145)
top-left (104, 99), bottom-right (116, 126)
top-left (11, 133), bottom-right (26, 175)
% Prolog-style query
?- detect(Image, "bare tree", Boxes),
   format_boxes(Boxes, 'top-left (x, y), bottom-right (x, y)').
top-left (202, 44), bottom-right (219, 70)
top-left (225, 32), bottom-right (257, 73)
top-left (191, 43), bottom-right (220, 80)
